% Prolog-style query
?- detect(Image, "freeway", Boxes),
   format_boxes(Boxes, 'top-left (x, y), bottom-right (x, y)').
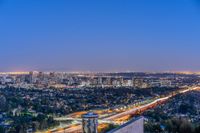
top-left (50, 87), bottom-right (199, 133)
top-left (106, 87), bottom-right (199, 121)
top-left (104, 96), bottom-right (170, 121)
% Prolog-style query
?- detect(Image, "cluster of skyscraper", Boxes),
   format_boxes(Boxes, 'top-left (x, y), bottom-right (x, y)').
top-left (0, 71), bottom-right (198, 89)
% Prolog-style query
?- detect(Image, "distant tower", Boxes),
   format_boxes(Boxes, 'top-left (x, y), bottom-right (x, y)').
top-left (98, 77), bottom-right (103, 85)
top-left (82, 112), bottom-right (99, 133)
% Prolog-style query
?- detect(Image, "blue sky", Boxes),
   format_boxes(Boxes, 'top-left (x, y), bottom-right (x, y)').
top-left (0, 0), bottom-right (200, 72)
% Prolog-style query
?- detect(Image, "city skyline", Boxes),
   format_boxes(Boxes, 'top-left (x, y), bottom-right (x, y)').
top-left (1, 0), bottom-right (200, 72)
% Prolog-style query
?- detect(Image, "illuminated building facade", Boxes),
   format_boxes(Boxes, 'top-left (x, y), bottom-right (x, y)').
top-left (82, 112), bottom-right (99, 133)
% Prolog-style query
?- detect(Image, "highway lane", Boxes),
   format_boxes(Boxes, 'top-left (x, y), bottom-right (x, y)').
top-left (52, 87), bottom-right (199, 133)
top-left (105, 87), bottom-right (199, 121)
top-left (104, 96), bottom-right (170, 121)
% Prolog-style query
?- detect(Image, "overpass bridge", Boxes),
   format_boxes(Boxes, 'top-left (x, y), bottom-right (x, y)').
top-left (54, 117), bottom-right (118, 125)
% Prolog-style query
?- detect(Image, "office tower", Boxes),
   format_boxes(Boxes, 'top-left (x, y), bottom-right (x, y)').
top-left (82, 112), bottom-right (99, 133)
top-left (98, 77), bottom-right (103, 85)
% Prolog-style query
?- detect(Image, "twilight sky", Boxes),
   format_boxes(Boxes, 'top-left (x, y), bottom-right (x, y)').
top-left (0, 0), bottom-right (200, 72)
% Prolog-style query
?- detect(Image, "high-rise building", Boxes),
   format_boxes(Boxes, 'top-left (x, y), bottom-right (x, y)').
top-left (132, 78), bottom-right (144, 88)
top-left (82, 112), bottom-right (99, 133)
top-left (98, 77), bottom-right (103, 85)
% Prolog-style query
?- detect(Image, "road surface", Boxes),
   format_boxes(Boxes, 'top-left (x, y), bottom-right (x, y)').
top-left (51, 87), bottom-right (199, 133)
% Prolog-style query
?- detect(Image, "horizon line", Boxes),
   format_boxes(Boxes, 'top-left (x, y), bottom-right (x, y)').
top-left (0, 70), bottom-right (200, 75)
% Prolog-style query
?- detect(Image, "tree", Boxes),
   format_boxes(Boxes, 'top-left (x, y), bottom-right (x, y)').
top-left (0, 126), bottom-right (5, 133)
top-left (165, 118), bottom-right (193, 133)
top-left (194, 125), bottom-right (200, 133)
top-left (179, 120), bottom-right (192, 133)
